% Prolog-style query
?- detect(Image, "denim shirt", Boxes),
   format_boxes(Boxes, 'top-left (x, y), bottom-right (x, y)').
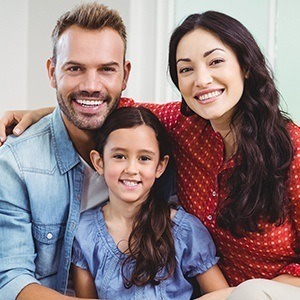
top-left (0, 107), bottom-right (84, 299)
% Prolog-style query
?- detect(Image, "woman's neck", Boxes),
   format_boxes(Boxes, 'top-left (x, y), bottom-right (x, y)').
top-left (210, 120), bottom-right (237, 160)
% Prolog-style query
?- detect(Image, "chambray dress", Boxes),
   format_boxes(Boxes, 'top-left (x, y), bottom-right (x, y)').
top-left (72, 202), bottom-right (219, 299)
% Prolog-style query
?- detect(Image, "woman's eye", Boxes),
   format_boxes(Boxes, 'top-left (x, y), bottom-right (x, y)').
top-left (179, 67), bottom-right (193, 74)
top-left (210, 59), bottom-right (224, 66)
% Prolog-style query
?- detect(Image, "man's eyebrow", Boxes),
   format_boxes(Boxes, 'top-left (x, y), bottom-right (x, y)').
top-left (61, 61), bottom-right (120, 68)
top-left (176, 47), bottom-right (225, 64)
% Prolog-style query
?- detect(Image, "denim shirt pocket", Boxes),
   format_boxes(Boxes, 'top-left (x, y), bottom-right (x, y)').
top-left (32, 223), bottom-right (66, 279)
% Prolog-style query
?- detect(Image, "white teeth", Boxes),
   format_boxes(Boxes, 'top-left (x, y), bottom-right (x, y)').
top-left (122, 180), bottom-right (138, 187)
top-left (199, 90), bottom-right (222, 101)
top-left (76, 99), bottom-right (103, 106)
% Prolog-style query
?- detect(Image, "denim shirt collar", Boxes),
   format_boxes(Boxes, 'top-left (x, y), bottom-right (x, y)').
top-left (50, 107), bottom-right (81, 174)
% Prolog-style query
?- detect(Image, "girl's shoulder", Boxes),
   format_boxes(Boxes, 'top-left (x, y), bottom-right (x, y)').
top-left (171, 206), bottom-right (213, 243)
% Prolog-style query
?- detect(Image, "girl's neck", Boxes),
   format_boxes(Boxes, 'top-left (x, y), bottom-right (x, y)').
top-left (102, 200), bottom-right (139, 252)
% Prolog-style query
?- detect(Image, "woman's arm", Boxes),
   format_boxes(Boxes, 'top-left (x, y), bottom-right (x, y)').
top-left (72, 264), bottom-right (98, 299)
top-left (0, 107), bottom-right (54, 144)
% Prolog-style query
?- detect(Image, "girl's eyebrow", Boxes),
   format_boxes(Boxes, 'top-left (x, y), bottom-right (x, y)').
top-left (176, 47), bottom-right (225, 64)
top-left (110, 147), bottom-right (156, 156)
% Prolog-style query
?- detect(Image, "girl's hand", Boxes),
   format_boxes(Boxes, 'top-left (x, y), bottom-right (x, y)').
top-left (0, 107), bottom-right (54, 145)
top-left (195, 287), bottom-right (235, 300)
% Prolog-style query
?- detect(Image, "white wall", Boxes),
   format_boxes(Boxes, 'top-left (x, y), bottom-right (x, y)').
top-left (0, 0), bottom-right (28, 113)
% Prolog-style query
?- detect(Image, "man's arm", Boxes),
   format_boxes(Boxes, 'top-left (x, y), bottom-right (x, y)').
top-left (0, 107), bottom-right (54, 145)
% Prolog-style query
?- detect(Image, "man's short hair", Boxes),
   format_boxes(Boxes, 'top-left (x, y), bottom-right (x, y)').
top-left (51, 2), bottom-right (127, 63)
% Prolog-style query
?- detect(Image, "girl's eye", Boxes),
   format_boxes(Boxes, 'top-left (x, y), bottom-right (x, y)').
top-left (113, 154), bottom-right (125, 160)
top-left (140, 156), bottom-right (151, 161)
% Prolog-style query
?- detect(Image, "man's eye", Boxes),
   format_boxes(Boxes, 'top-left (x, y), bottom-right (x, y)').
top-left (103, 67), bottom-right (116, 72)
top-left (68, 66), bottom-right (81, 72)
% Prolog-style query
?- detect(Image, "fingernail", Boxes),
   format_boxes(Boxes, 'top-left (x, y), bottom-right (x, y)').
top-left (14, 128), bottom-right (21, 135)
top-left (0, 136), bottom-right (3, 142)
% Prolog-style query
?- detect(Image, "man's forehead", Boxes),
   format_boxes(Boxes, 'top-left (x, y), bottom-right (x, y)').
top-left (56, 25), bottom-right (125, 62)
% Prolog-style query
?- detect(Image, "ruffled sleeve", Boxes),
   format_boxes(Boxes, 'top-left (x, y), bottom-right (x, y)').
top-left (71, 208), bottom-right (98, 271)
top-left (173, 207), bottom-right (219, 278)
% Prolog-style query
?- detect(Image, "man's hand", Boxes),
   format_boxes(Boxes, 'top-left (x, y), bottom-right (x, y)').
top-left (0, 107), bottom-right (54, 146)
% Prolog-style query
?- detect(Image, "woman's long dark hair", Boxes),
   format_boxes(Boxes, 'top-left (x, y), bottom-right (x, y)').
top-left (95, 106), bottom-right (177, 286)
top-left (168, 11), bottom-right (294, 236)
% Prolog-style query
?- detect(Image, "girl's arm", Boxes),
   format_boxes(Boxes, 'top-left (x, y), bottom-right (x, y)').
top-left (72, 264), bottom-right (98, 299)
top-left (195, 265), bottom-right (234, 300)
top-left (196, 264), bottom-right (229, 293)
top-left (0, 107), bottom-right (54, 144)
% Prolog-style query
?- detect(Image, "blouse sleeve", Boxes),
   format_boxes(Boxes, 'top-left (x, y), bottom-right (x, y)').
top-left (174, 208), bottom-right (219, 278)
top-left (280, 123), bottom-right (300, 276)
top-left (72, 237), bottom-right (89, 270)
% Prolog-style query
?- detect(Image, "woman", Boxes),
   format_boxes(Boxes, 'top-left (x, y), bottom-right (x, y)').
top-left (164, 11), bottom-right (300, 299)
top-left (1, 11), bottom-right (299, 300)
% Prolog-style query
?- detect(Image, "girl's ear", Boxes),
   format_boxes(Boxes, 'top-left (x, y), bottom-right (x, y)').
top-left (90, 150), bottom-right (104, 175)
top-left (155, 155), bottom-right (169, 178)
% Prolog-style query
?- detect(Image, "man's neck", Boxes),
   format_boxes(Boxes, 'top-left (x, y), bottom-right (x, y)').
top-left (62, 114), bottom-right (96, 167)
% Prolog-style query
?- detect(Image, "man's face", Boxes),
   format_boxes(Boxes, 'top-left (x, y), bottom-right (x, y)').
top-left (47, 25), bottom-right (131, 132)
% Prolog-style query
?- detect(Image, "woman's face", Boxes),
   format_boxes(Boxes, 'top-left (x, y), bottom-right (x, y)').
top-left (176, 28), bottom-right (246, 128)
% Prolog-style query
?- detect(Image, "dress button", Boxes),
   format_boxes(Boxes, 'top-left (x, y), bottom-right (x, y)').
top-left (212, 191), bottom-right (217, 197)
top-left (207, 215), bottom-right (213, 220)
top-left (46, 232), bottom-right (53, 239)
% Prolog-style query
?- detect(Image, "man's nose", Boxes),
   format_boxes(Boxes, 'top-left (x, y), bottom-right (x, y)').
top-left (79, 70), bottom-right (103, 93)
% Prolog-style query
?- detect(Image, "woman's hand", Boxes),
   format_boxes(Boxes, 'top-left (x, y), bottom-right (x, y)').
top-left (0, 107), bottom-right (54, 145)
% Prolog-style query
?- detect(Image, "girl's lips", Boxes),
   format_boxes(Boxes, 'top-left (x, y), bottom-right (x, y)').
top-left (120, 179), bottom-right (141, 187)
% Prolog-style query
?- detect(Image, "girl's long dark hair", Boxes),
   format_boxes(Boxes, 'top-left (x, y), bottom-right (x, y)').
top-left (95, 106), bottom-right (177, 286)
top-left (168, 11), bottom-right (294, 236)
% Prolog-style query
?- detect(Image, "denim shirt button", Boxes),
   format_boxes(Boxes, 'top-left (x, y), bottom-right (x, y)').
top-left (46, 232), bottom-right (53, 239)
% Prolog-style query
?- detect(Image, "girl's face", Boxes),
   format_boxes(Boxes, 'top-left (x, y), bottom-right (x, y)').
top-left (176, 28), bottom-right (247, 128)
top-left (91, 125), bottom-right (168, 206)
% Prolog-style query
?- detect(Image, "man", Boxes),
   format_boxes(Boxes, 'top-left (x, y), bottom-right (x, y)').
top-left (0, 3), bottom-right (132, 299)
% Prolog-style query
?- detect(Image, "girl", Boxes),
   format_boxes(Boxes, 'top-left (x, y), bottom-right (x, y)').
top-left (71, 106), bottom-right (229, 299)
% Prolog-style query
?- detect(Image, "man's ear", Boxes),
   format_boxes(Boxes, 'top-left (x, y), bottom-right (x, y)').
top-left (90, 150), bottom-right (104, 175)
top-left (155, 155), bottom-right (169, 179)
top-left (46, 58), bottom-right (57, 89)
top-left (122, 60), bottom-right (131, 91)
